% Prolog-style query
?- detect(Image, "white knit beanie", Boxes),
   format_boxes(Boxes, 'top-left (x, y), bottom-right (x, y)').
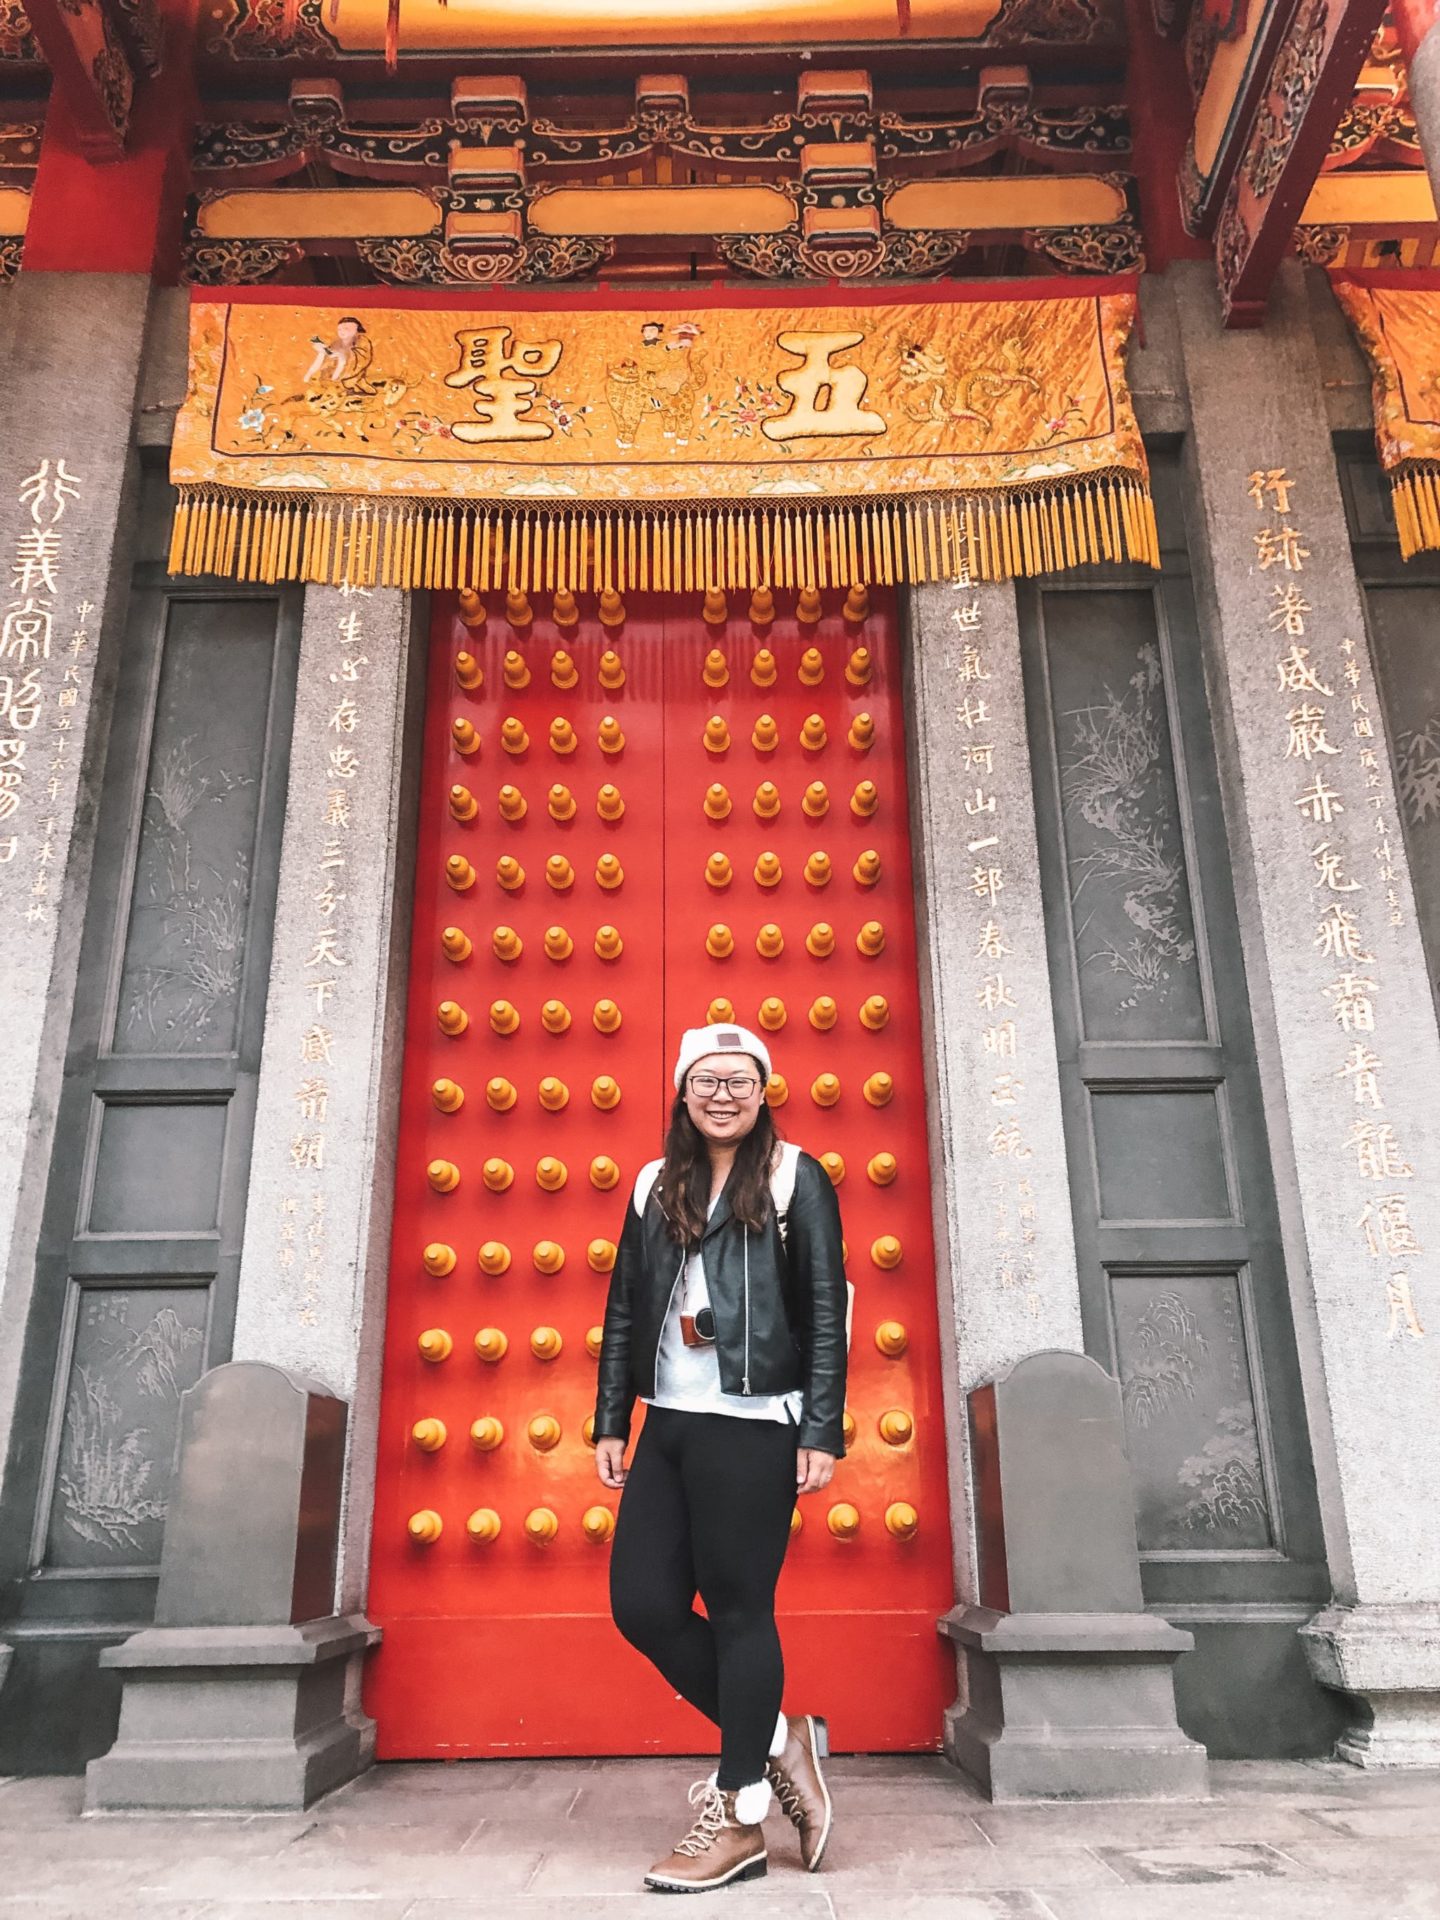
top-left (673, 1023), bottom-right (772, 1090)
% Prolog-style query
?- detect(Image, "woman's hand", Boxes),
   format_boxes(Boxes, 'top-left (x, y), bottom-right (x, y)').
top-left (595, 1436), bottom-right (628, 1489)
top-left (795, 1448), bottom-right (837, 1494)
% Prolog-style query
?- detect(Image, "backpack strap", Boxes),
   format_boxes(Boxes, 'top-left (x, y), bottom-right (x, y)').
top-left (771, 1140), bottom-right (801, 1246)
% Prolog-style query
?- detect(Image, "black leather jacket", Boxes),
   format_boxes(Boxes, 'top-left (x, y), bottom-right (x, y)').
top-left (593, 1150), bottom-right (848, 1457)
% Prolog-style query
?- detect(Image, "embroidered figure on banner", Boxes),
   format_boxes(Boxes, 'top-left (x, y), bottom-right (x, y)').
top-left (896, 335), bottom-right (1041, 434)
top-left (606, 320), bottom-right (707, 450)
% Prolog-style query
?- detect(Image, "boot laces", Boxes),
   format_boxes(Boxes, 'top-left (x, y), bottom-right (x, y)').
top-left (674, 1779), bottom-right (728, 1856)
top-left (766, 1760), bottom-right (805, 1823)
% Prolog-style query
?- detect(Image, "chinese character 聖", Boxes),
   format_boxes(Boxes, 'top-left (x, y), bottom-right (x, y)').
top-left (445, 326), bottom-right (564, 445)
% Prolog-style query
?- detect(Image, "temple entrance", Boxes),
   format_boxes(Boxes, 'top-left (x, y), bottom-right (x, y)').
top-left (364, 587), bottom-right (956, 1757)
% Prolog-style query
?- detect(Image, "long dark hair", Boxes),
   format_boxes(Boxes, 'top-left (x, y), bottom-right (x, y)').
top-left (654, 1091), bottom-right (779, 1246)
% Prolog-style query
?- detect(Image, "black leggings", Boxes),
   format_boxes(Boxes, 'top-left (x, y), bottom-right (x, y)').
top-left (609, 1406), bottom-right (799, 1791)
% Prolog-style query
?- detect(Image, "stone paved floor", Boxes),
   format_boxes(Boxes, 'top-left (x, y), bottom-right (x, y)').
top-left (3, 1755), bottom-right (1440, 1920)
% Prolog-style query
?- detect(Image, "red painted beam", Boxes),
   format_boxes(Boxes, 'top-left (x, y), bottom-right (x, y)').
top-left (20, 0), bottom-right (135, 160)
top-left (1214, 0), bottom-right (1388, 324)
top-left (21, 0), bottom-right (198, 276)
top-left (1124, 0), bottom-right (1212, 268)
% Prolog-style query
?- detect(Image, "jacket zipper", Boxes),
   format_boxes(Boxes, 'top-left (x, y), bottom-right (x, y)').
top-left (654, 1250), bottom-right (686, 1399)
top-left (742, 1227), bottom-right (751, 1394)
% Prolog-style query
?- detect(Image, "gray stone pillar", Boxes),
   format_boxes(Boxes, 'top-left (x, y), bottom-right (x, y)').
top-left (903, 579), bottom-right (1084, 1601)
top-left (0, 273), bottom-right (151, 1486)
top-left (1174, 259), bottom-right (1440, 1764)
top-left (231, 583), bottom-right (423, 1638)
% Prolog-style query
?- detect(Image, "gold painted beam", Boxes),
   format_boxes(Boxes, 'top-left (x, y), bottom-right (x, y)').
top-left (326, 0), bottom-right (1005, 54)
top-left (1300, 169), bottom-right (1437, 226)
top-left (196, 188), bottom-right (441, 240)
top-left (885, 176), bottom-right (1128, 231)
top-left (0, 187), bottom-right (30, 239)
top-left (528, 183), bottom-right (795, 237)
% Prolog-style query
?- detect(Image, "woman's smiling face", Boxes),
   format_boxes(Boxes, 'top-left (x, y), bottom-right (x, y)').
top-left (684, 1051), bottom-right (765, 1146)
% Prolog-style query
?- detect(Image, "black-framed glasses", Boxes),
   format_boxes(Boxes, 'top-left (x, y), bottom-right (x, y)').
top-left (688, 1072), bottom-right (759, 1098)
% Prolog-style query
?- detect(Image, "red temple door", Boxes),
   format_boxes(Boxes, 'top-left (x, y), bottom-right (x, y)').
top-left (365, 587), bottom-right (956, 1756)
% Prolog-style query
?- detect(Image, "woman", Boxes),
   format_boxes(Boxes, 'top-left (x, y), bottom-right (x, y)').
top-left (594, 1022), bottom-right (848, 1892)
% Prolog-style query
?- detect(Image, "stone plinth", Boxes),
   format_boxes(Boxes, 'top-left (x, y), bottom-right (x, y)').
top-left (86, 1362), bottom-right (380, 1812)
top-left (940, 1352), bottom-right (1207, 1801)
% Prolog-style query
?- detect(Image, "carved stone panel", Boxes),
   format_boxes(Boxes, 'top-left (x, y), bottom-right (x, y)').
top-left (1112, 1273), bottom-right (1274, 1555)
top-left (112, 600), bottom-right (277, 1057)
top-left (1042, 590), bottom-right (1207, 1042)
top-left (42, 1286), bottom-right (209, 1571)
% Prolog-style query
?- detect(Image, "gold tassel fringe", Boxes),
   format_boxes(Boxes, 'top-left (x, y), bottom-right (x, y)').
top-left (1391, 467), bottom-right (1440, 561)
top-left (165, 479), bottom-right (1163, 591)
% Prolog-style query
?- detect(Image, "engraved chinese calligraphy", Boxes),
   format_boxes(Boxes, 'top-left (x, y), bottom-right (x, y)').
top-left (1251, 465), bottom-right (1424, 1339)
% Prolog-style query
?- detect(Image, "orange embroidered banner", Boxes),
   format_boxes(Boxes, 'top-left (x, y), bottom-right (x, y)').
top-left (169, 286), bottom-right (1156, 588)
top-left (1333, 278), bottom-right (1440, 558)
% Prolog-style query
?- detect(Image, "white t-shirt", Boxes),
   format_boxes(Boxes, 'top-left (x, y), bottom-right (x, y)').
top-left (637, 1151), bottom-right (804, 1427)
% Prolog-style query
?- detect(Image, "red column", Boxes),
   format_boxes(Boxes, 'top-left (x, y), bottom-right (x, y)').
top-left (1122, 0), bottom-right (1210, 272)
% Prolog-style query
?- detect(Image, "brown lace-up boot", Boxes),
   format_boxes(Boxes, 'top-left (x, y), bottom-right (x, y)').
top-left (643, 1777), bottom-right (768, 1893)
top-left (766, 1714), bottom-right (833, 1871)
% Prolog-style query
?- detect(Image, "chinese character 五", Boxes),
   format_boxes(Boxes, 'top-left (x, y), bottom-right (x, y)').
top-left (761, 331), bottom-right (886, 443)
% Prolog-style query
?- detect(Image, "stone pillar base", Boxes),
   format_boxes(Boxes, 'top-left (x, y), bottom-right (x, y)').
top-left (1302, 1605), bottom-right (1440, 1767)
top-left (85, 1616), bottom-right (380, 1812)
top-left (940, 1607), bottom-right (1209, 1801)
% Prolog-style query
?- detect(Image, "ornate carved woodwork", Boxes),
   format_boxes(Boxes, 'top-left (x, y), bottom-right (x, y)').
top-left (180, 67), bottom-right (1137, 286)
top-left (1214, 0), bottom-right (1388, 325)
